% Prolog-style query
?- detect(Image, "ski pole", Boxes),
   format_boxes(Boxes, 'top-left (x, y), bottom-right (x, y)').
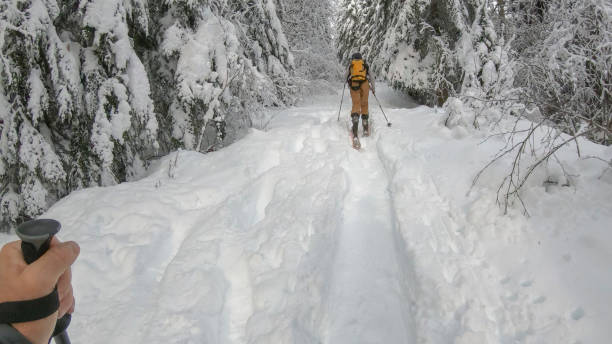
top-left (372, 92), bottom-right (392, 127)
top-left (337, 82), bottom-right (346, 122)
top-left (16, 219), bottom-right (72, 344)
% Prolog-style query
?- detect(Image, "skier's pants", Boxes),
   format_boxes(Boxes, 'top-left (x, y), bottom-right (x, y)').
top-left (350, 80), bottom-right (369, 116)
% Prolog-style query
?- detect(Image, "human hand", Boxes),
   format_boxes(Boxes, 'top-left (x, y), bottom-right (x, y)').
top-left (0, 238), bottom-right (79, 344)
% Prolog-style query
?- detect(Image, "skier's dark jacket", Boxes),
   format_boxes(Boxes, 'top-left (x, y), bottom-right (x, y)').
top-left (0, 324), bottom-right (31, 344)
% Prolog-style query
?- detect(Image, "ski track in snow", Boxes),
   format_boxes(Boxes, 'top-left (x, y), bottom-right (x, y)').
top-left (4, 85), bottom-right (610, 343)
top-left (323, 123), bottom-right (415, 343)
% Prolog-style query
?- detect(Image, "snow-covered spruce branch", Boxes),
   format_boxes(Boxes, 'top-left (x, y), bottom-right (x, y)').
top-left (194, 66), bottom-right (242, 153)
top-left (0, 18), bottom-right (43, 87)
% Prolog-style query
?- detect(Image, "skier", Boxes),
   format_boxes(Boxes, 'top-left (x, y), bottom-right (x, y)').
top-left (346, 52), bottom-right (375, 148)
top-left (0, 239), bottom-right (79, 344)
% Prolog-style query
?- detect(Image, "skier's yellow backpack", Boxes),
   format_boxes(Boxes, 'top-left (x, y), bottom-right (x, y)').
top-left (350, 59), bottom-right (367, 81)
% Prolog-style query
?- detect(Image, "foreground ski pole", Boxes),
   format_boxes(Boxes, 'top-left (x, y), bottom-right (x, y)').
top-left (16, 219), bottom-right (72, 344)
top-left (372, 92), bottom-right (392, 127)
top-left (337, 82), bottom-right (347, 122)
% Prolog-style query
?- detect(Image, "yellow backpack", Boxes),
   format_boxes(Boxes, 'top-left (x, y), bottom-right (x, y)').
top-left (350, 59), bottom-right (367, 81)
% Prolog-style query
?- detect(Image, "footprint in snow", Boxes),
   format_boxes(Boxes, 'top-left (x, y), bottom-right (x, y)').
top-left (571, 307), bottom-right (585, 321)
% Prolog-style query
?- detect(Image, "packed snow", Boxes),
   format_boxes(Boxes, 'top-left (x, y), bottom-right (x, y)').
top-left (2, 85), bottom-right (611, 343)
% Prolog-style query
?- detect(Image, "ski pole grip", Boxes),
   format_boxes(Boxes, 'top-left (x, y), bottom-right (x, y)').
top-left (15, 219), bottom-right (72, 344)
top-left (16, 219), bottom-right (60, 264)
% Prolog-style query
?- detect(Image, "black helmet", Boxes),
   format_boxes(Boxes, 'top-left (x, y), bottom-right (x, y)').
top-left (351, 52), bottom-right (362, 60)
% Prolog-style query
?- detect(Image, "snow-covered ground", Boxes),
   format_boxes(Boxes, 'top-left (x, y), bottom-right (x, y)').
top-left (2, 85), bottom-right (611, 343)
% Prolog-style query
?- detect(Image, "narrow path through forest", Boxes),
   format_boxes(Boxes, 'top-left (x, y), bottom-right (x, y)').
top-left (324, 130), bottom-right (415, 343)
top-left (36, 85), bottom-right (608, 344)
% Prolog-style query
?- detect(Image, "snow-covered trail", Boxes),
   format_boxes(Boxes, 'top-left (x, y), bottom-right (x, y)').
top-left (324, 133), bottom-right (414, 343)
top-left (30, 85), bottom-right (420, 344)
top-left (3, 84), bottom-right (610, 343)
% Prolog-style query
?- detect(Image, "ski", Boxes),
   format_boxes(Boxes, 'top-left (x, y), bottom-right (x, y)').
top-left (352, 135), bottom-right (361, 150)
top-left (344, 118), bottom-right (362, 150)
top-left (348, 124), bottom-right (361, 150)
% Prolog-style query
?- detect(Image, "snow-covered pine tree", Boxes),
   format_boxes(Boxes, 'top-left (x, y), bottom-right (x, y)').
top-left (225, 0), bottom-right (297, 130)
top-left (444, 0), bottom-right (516, 129)
top-left (1, 0), bottom-right (157, 231)
top-left (336, 0), bottom-right (395, 66)
top-left (229, 0), bottom-right (294, 105)
top-left (372, 0), bottom-right (437, 103)
top-left (336, 0), bottom-right (463, 104)
top-left (1, 0), bottom-right (78, 230)
top-left (336, 0), bottom-right (364, 60)
top-left (1, 0), bottom-right (298, 231)
top-left (278, 0), bottom-right (340, 91)
top-left (336, 0), bottom-right (513, 110)
top-left (77, 0), bottom-right (159, 185)
top-left (145, 0), bottom-right (295, 152)
top-left (362, 0), bottom-right (405, 75)
top-left (410, 0), bottom-right (466, 105)
top-left (508, 0), bottom-right (611, 145)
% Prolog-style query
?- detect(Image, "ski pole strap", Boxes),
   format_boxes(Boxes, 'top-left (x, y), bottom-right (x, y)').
top-left (0, 288), bottom-right (59, 324)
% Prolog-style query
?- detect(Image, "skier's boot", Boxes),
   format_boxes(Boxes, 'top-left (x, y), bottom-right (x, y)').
top-left (351, 113), bottom-right (359, 138)
top-left (362, 114), bottom-right (370, 137)
top-left (351, 113), bottom-right (361, 149)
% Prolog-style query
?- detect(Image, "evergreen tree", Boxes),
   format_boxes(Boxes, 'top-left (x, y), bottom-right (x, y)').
top-left (278, 0), bottom-right (340, 85)
top-left (336, 0), bottom-right (512, 107)
top-left (149, 0), bottom-right (295, 151)
top-left (508, 0), bottom-right (611, 144)
top-left (336, 0), bottom-right (458, 103)
top-left (78, 0), bottom-right (160, 185)
top-left (1, 0), bottom-right (79, 229)
top-left (0, 0), bottom-right (298, 231)
top-left (336, 0), bottom-right (364, 60)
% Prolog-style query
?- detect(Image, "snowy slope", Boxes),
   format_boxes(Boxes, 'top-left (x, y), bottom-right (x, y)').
top-left (376, 106), bottom-right (612, 343)
top-left (2, 85), bottom-right (611, 343)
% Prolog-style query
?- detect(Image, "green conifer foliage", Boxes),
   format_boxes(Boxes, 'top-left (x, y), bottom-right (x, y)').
top-left (0, 0), bottom-right (297, 231)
